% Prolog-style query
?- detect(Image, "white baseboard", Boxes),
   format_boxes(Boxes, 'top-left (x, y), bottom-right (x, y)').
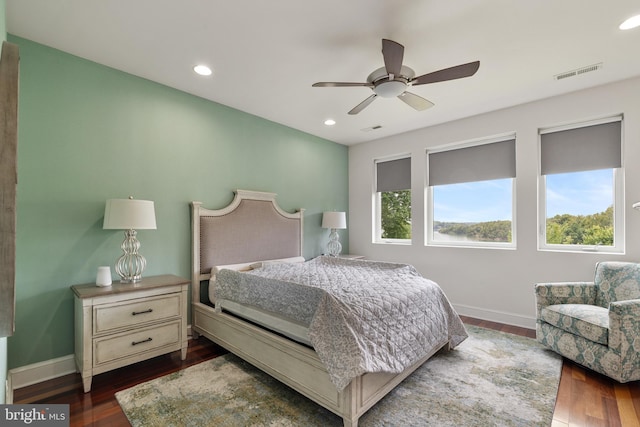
top-left (8, 354), bottom-right (77, 391)
top-left (8, 324), bottom-right (195, 395)
top-left (454, 303), bottom-right (536, 330)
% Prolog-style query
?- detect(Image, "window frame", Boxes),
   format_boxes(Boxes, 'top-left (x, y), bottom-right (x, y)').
top-left (373, 154), bottom-right (412, 245)
top-left (426, 134), bottom-right (517, 249)
top-left (537, 116), bottom-right (624, 254)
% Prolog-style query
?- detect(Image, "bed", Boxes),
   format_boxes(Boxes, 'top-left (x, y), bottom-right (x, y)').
top-left (191, 189), bottom-right (467, 427)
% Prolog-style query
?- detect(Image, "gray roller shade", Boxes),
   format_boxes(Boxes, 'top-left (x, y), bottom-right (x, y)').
top-left (540, 120), bottom-right (621, 175)
top-left (376, 157), bottom-right (411, 192)
top-left (428, 139), bottom-right (516, 186)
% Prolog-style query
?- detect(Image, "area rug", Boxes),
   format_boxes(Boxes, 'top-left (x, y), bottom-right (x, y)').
top-left (116, 325), bottom-right (561, 426)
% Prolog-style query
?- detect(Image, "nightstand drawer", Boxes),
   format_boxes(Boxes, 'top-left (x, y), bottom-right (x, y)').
top-left (94, 294), bottom-right (181, 334)
top-left (93, 320), bottom-right (181, 366)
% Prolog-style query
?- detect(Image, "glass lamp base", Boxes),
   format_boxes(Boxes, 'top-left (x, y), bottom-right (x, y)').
top-left (115, 229), bottom-right (147, 283)
top-left (326, 229), bottom-right (342, 257)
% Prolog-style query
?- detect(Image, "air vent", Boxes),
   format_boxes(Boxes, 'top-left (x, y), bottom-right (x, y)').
top-left (361, 125), bottom-right (383, 132)
top-left (555, 63), bottom-right (602, 81)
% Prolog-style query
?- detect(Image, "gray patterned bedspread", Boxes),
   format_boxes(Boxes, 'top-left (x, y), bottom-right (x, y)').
top-left (214, 256), bottom-right (468, 390)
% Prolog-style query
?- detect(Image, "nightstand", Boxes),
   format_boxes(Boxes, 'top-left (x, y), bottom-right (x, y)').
top-left (72, 274), bottom-right (189, 392)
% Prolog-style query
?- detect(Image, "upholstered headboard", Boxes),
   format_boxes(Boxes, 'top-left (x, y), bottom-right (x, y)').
top-left (191, 189), bottom-right (304, 304)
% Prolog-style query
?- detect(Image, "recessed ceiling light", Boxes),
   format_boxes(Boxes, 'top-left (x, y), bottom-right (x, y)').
top-left (324, 119), bottom-right (336, 126)
top-left (620, 14), bottom-right (640, 30)
top-left (193, 65), bottom-right (213, 76)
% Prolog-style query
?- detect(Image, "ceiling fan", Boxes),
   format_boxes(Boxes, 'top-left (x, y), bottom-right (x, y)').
top-left (313, 39), bottom-right (480, 115)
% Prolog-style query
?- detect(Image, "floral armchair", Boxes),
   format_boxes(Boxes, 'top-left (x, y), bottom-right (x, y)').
top-left (535, 261), bottom-right (640, 383)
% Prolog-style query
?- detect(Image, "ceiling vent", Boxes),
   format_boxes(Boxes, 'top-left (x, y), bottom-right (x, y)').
top-left (555, 63), bottom-right (603, 81)
top-left (361, 125), bottom-right (383, 132)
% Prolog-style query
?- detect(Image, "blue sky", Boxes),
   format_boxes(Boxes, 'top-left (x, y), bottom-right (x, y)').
top-left (545, 169), bottom-right (613, 217)
top-left (433, 169), bottom-right (613, 223)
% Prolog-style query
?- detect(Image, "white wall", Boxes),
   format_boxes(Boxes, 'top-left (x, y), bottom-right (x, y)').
top-left (348, 76), bottom-right (640, 328)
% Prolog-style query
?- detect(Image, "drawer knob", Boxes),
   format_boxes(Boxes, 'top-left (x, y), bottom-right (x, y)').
top-left (132, 309), bottom-right (153, 316)
top-left (131, 337), bottom-right (153, 346)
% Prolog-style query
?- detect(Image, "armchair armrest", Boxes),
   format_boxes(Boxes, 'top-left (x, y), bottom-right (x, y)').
top-left (608, 299), bottom-right (640, 367)
top-left (610, 298), bottom-right (640, 316)
top-left (534, 282), bottom-right (596, 318)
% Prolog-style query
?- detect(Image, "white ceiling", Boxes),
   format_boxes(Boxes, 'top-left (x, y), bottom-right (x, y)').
top-left (6, 1), bottom-right (640, 146)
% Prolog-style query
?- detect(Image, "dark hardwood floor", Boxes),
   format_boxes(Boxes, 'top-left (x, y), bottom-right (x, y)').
top-left (13, 318), bottom-right (640, 427)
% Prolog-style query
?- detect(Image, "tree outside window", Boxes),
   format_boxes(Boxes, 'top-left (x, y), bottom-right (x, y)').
top-left (381, 190), bottom-right (411, 239)
top-left (544, 170), bottom-right (614, 247)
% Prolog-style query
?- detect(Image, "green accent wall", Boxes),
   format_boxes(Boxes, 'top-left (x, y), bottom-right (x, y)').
top-left (7, 35), bottom-right (348, 369)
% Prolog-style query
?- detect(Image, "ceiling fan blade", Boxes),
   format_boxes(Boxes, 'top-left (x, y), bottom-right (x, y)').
top-left (382, 39), bottom-right (404, 77)
top-left (398, 91), bottom-right (434, 111)
top-left (412, 61), bottom-right (480, 85)
top-left (348, 94), bottom-right (377, 115)
top-left (312, 82), bottom-right (373, 88)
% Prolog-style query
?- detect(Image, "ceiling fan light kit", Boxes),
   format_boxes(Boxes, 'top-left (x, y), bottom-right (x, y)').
top-left (375, 80), bottom-right (407, 98)
top-left (313, 39), bottom-right (480, 115)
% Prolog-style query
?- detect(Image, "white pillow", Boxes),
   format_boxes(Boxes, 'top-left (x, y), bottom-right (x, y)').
top-left (208, 256), bottom-right (305, 304)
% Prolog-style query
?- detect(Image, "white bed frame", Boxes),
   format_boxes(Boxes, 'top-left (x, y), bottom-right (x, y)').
top-left (191, 190), bottom-right (448, 427)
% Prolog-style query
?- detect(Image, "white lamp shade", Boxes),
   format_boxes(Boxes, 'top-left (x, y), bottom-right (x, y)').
top-left (322, 211), bottom-right (347, 229)
top-left (103, 198), bottom-right (157, 230)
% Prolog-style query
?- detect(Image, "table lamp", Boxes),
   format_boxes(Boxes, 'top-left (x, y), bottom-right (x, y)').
top-left (103, 197), bottom-right (156, 283)
top-left (322, 211), bottom-right (346, 257)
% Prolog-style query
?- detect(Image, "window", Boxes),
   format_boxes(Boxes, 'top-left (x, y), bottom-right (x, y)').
top-left (539, 117), bottom-right (623, 252)
top-left (427, 136), bottom-right (516, 247)
top-left (374, 156), bottom-right (411, 243)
